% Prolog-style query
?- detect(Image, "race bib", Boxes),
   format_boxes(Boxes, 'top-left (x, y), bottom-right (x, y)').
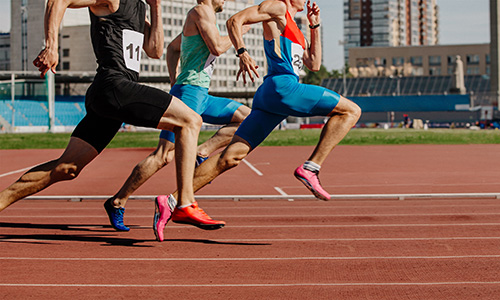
top-left (291, 43), bottom-right (304, 76)
top-left (122, 29), bottom-right (144, 73)
top-left (204, 54), bottom-right (217, 78)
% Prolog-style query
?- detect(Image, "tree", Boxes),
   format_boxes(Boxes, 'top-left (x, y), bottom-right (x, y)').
top-left (302, 65), bottom-right (331, 85)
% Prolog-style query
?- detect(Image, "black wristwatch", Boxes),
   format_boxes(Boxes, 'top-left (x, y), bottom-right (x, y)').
top-left (236, 47), bottom-right (247, 57)
top-left (309, 23), bottom-right (320, 29)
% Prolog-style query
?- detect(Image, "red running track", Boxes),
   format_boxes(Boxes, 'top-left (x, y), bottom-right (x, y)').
top-left (1, 145), bottom-right (500, 299)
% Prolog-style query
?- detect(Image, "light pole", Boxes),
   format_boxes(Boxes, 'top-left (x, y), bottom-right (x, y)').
top-left (338, 40), bottom-right (348, 95)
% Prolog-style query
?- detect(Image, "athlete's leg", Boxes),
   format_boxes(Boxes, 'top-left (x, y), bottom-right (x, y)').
top-left (0, 137), bottom-right (98, 212)
top-left (307, 95), bottom-right (361, 165)
top-left (197, 105), bottom-right (251, 158)
top-left (156, 96), bottom-right (202, 207)
top-left (110, 138), bottom-right (175, 208)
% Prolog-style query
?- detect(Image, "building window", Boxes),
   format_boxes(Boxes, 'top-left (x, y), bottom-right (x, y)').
top-left (486, 54), bottom-right (490, 64)
top-left (62, 49), bottom-right (70, 57)
top-left (428, 55), bottom-right (441, 66)
top-left (466, 54), bottom-right (480, 64)
top-left (392, 56), bottom-right (404, 66)
top-left (62, 61), bottom-right (70, 70)
top-left (410, 56), bottom-right (422, 65)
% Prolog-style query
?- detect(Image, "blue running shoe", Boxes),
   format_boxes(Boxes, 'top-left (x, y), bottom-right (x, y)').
top-left (104, 198), bottom-right (130, 231)
top-left (195, 155), bottom-right (208, 167)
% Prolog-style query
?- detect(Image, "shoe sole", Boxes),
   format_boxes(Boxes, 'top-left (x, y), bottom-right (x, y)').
top-left (153, 198), bottom-right (161, 241)
top-left (294, 173), bottom-right (330, 201)
top-left (172, 220), bottom-right (225, 230)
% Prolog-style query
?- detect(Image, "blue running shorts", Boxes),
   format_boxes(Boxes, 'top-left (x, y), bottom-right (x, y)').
top-left (235, 74), bottom-right (340, 149)
top-left (159, 84), bottom-right (243, 143)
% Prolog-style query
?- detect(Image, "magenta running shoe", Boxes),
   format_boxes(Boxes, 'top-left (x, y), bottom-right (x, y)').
top-left (153, 194), bottom-right (177, 242)
top-left (294, 165), bottom-right (331, 201)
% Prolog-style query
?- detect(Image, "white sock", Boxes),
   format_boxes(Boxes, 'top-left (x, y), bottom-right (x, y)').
top-left (167, 194), bottom-right (177, 211)
top-left (177, 202), bottom-right (192, 209)
top-left (303, 161), bottom-right (321, 172)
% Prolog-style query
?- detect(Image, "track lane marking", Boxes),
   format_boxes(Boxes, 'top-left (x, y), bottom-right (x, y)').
top-left (1, 282), bottom-right (500, 287)
top-left (2, 255), bottom-right (500, 261)
top-left (0, 166), bottom-right (33, 178)
top-left (242, 159), bottom-right (263, 176)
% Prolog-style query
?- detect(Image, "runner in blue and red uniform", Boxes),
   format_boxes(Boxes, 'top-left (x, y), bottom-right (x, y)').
top-left (154, 0), bottom-right (362, 229)
top-left (0, 0), bottom-right (202, 221)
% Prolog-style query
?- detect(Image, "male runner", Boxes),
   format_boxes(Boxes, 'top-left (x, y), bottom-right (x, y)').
top-left (153, 0), bottom-right (362, 230)
top-left (104, 0), bottom-right (251, 241)
top-left (0, 0), bottom-right (201, 217)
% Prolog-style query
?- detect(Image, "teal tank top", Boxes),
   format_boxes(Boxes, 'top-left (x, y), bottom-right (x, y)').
top-left (175, 27), bottom-right (219, 88)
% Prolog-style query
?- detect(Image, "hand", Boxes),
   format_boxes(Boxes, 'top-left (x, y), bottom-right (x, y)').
top-left (307, 0), bottom-right (320, 27)
top-left (33, 47), bottom-right (58, 78)
top-left (236, 52), bottom-right (259, 84)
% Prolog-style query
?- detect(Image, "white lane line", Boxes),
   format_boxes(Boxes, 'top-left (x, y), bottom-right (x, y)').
top-left (1, 220), bottom-right (500, 228)
top-left (0, 166), bottom-right (33, 178)
top-left (242, 159), bottom-right (263, 176)
top-left (2, 255), bottom-right (500, 261)
top-left (5, 213), bottom-right (500, 218)
top-left (274, 187), bottom-right (294, 201)
top-left (0, 282), bottom-right (500, 287)
top-left (4, 237), bottom-right (500, 243)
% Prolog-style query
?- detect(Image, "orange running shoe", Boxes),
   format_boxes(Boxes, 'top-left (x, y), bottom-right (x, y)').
top-left (172, 202), bottom-right (225, 230)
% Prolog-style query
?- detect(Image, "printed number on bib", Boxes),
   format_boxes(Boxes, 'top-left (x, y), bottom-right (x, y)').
top-left (291, 43), bottom-right (304, 76)
top-left (122, 29), bottom-right (144, 73)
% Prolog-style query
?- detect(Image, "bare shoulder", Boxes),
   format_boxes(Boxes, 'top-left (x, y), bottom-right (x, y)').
top-left (258, 0), bottom-right (287, 18)
top-left (86, 0), bottom-right (120, 15)
top-left (191, 4), bottom-right (216, 20)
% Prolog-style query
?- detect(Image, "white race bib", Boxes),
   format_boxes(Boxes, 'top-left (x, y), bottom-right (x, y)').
top-left (204, 54), bottom-right (217, 78)
top-left (291, 43), bottom-right (304, 76)
top-left (122, 29), bottom-right (144, 73)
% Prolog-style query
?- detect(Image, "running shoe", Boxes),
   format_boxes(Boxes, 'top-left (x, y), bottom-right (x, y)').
top-left (294, 165), bottom-right (331, 201)
top-left (153, 194), bottom-right (177, 242)
top-left (103, 197), bottom-right (130, 231)
top-left (195, 155), bottom-right (208, 167)
top-left (171, 202), bottom-right (225, 230)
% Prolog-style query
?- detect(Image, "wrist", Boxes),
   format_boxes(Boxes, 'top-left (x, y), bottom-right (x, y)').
top-left (236, 47), bottom-right (247, 57)
top-left (309, 23), bottom-right (320, 29)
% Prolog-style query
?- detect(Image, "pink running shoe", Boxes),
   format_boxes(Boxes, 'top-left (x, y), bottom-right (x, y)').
top-left (153, 194), bottom-right (177, 242)
top-left (294, 165), bottom-right (331, 201)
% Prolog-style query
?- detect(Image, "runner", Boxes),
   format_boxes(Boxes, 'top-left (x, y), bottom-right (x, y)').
top-left (103, 0), bottom-right (251, 242)
top-left (0, 0), bottom-right (201, 219)
top-left (153, 0), bottom-right (362, 230)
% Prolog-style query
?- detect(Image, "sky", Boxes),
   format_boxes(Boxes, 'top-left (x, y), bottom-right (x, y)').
top-left (0, 0), bottom-right (490, 71)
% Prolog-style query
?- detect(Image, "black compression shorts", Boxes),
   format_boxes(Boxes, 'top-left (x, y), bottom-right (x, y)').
top-left (72, 75), bottom-right (172, 153)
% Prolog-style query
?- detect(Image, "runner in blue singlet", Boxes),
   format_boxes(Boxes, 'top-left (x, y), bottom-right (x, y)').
top-left (167, 0), bottom-right (361, 205)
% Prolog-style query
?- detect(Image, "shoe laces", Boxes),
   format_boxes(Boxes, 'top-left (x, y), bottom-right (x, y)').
top-left (195, 206), bottom-right (213, 220)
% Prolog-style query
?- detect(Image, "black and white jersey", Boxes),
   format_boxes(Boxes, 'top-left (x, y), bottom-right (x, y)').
top-left (89, 0), bottom-right (146, 81)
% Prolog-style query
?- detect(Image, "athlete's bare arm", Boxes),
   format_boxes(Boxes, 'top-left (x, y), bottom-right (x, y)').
top-left (302, 0), bottom-right (321, 72)
top-left (226, 0), bottom-right (287, 83)
top-left (166, 34), bottom-right (182, 86)
top-left (33, 0), bottom-right (118, 77)
top-left (143, 0), bottom-right (164, 59)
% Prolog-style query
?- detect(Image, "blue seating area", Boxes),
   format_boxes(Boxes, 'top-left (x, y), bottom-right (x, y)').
top-left (0, 97), bottom-right (86, 128)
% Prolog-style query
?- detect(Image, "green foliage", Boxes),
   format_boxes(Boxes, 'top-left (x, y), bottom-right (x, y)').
top-left (1, 129), bottom-right (500, 149)
top-left (302, 65), bottom-right (331, 85)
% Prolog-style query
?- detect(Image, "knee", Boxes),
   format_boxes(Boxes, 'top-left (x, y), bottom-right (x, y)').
top-left (219, 151), bottom-right (245, 170)
top-left (345, 100), bottom-right (362, 123)
top-left (52, 163), bottom-right (81, 181)
top-left (232, 105), bottom-right (251, 123)
top-left (187, 113), bottom-right (203, 130)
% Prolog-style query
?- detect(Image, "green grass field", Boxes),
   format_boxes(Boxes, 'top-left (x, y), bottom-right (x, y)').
top-left (1, 128), bottom-right (500, 149)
